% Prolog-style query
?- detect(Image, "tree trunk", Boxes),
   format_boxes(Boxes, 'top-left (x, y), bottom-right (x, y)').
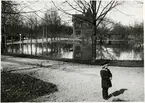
top-left (91, 34), bottom-right (96, 61)
top-left (50, 34), bottom-right (52, 43)
top-left (2, 35), bottom-right (5, 53)
top-left (108, 34), bottom-right (111, 44)
top-left (42, 26), bottom-right (44, 55)
top-left (100, 44), bottom-right (103, 60)
top-left (100, 36), bottom-right (103, 44)
top-left (31, 29), bottom-right (32, 55)
top-left (2, 24), bottom-right (7, 53)
top-left (91, 1), bottom-right (96, 62)
top-left (35, 36), bottom-right (37, 55)
top-left (3, 3), bottom-right (7, 53)
top-left (11, 34), bottom-right (13, 53)
top-left (46, 26), bottom-right (48, 55)
top-left (22, 35), bottom-right (23, 54)
top-left (27, 34), bottom-right (29, 54)
top-left (4, 34), bottom-right (7, 52)
top-left (91, 21), bottom-right (97, 61)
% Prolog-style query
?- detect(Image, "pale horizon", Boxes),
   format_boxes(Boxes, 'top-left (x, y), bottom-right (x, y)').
top-left (16, 0), bottom-right (143, 26)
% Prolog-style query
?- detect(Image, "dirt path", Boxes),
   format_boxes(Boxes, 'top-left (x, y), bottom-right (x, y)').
top-left (1, 55), bottom-right (144, 102)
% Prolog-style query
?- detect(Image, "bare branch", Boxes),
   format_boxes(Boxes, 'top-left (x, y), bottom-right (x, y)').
top-left (96, 0), bottom-right (115, 20)
top-left (17, 1), bottom-right (40, 14)
top-left (83, 0), bottom-right (92, 9)
top-left (2, 9), bottom-right (44, 14)
top-left (95, 1), bottom-right (123, 28)
top-left (96, 2), bottom-right (116, 27)
top-left (96, 1), bottom-right (102, 17)
top-left (65, 1), bottom-right (84, 14)
top-left (51, 0), bottom-right (93, 24)
top-left (114, 8), bottom-right (134, 16)
top-left (74, 0), bottom-right (85, 13)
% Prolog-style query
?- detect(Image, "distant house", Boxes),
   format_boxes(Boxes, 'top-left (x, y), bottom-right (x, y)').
top-left (72, 14), bottom-right (93, 60)
top-left (71, 1), bottom-right (99, 60)
top-left (72, 14), bottom-right (93, 40)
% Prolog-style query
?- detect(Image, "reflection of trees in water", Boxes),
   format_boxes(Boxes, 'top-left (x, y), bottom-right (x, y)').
top-left (73, 40), bottom-right (143, 60)
top-left (102, 41), bottom-right (143, 60)
top-left (6, 40), bottom-right (143, 60)
top-left (7, 44), bottom-right (20, 53)
top-left (104, 42), bottom-right (133, 59)
top-left (132, 44), bottom-right (144, 60)
top-left (50, 42), bottom-right (61, 58)
top-left (96, 43), bottom-right (118, 60)
top-left (36, 42), bottom-right (73, 58)
top-left (49, 42), bottom-right (73, 58)
top-left (97, 45), bottom-right (116, 60)
top-left (61, 43), bottom-right (73, 52)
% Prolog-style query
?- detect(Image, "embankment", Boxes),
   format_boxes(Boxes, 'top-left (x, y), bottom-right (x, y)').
top-left (2, 53), bottom-right (143, 67)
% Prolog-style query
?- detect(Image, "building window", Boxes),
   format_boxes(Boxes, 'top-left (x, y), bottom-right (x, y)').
top-left (75, 23), bottom-right (82, 29)
top-left (76, 30), bottom-right (81, 35)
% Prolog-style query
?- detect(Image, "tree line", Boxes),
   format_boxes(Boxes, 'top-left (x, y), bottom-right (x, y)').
top-left (1, 0), bottom-right (143, 60)
top-left (111, 22), bottom-right (143, 43)
top-left (1, 1), bottom-right (73, 41)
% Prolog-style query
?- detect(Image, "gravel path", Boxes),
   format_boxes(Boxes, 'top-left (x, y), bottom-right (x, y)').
top-left (1, 55), bottom-right (144, 102)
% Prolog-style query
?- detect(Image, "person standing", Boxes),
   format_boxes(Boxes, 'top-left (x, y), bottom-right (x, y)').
top-left (100, 62), bottom-right (112, 100)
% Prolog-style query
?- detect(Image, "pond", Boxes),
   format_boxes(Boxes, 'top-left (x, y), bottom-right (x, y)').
top-left (6, 39), bottom-right (143, 60)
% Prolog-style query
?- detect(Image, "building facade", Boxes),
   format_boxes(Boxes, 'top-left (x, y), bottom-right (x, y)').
top-left (72, 14), bottom-right (93, 40)
top-left (72, 14), bottom-right (93, 60)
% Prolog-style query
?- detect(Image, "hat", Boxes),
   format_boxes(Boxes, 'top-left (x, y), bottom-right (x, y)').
top-left (102, 62), bottom-right (109, 68)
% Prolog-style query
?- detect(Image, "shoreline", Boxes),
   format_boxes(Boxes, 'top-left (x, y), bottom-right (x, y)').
top-left (2, 53), bottom-right (144, 67)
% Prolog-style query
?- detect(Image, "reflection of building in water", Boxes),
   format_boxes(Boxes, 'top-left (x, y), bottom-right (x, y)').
top-left (73, 42), bottom-right (82, 60)
top-left (73, 42), bottom-right (92, 60)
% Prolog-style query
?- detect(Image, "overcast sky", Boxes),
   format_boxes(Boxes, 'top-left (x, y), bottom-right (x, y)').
top-left (17, 0), bottom-right (143, 26)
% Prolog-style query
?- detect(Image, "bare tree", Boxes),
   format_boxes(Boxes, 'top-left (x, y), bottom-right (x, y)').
top-left (136, 1), bottom-right (143, 4)
top-left (42, 9), bottom-right (61, 40)
top-left (1, 1), bottom-right (20, 52)
top-left (52, 0), bottom-right (123, 61)
top-left (26, 15), bottom-right (38, 55)
top-left (1, 0), bottom-right (41, 53)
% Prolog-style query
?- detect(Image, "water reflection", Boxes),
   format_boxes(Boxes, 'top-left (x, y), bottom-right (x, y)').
top-left (6, 40), bottom-right (143, 60)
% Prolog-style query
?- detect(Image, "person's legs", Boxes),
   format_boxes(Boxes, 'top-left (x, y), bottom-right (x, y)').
top-left (102, 88), bottom-right (108, 99)
top-left (105, 88), bottom-right (108, 98)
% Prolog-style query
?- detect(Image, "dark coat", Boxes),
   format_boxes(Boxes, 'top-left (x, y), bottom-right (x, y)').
top-left (100, 68), bottom-right (112, 88)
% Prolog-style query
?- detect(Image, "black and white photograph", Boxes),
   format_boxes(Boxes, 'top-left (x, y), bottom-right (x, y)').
top-left (1, 0), bottom-right (144, 102)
